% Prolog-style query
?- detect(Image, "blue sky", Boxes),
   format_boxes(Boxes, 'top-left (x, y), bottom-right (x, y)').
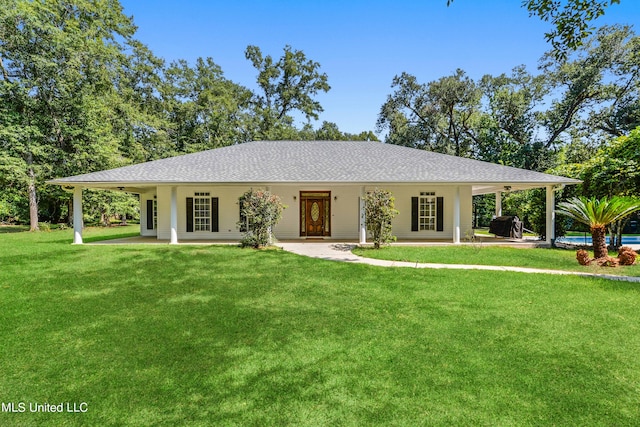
top-left (119, 0), bottom-right (639, 135)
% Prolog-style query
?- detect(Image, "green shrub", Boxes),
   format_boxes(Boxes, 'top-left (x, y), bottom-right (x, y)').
top-left (502, 188), bottom-right (570, 239)
top-left (238, 189), bottom-right (286, 248)
top-left (364, 189), bottom-right (399, 249)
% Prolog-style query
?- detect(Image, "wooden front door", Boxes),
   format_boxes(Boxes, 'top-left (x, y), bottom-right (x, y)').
top-left (306, 199), bottom-right (324, 236)
top-left (300, 191), bottom-right (331, 237)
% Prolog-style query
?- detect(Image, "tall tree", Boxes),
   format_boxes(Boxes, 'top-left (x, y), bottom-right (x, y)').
top-left (0, 0), bottom-right (145, 229)
top-left (162, 57), bottom-right (254, 152)
top-left (540, 25), bottom-right (639, 149)
top-left (376, 69), bottom-right (481, 157)
top-left (314, 121), bottom-right (347, 141)
top-left (477, 66), bottom-right (549, 169)
top-left (115, 40), bottom-right (172, 163)
top-left (584, 26), bottom-right (640, 137)
top-left (245, 45), bottom-right (330, 138)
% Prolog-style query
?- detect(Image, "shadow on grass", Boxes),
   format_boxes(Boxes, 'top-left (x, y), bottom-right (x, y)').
top-left (0, 225), bottom-right (29, 233)
top-left (594, 278), bottom-right (640, 292)
top-left (4, 242), bottom-right (640, 424)
top-left (82, 232), bottom-right (140, 243)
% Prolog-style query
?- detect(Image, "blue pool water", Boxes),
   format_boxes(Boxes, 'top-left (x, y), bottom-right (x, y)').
top-left (557, 235), bottom-right (640, 245)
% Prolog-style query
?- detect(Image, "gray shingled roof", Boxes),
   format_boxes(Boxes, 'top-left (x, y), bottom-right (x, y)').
top-left (49, 140), bottom-right (579, 190)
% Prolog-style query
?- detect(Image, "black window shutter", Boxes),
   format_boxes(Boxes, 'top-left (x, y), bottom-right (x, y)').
top-left (146, 200), bottom-right (154, 230)
top-left (411, 197), bottom-right (419, 232)
top-left (436, 197), bottom-right (444, 232)
top-left (211, 197), bottom-right (219, 232)
top-left (186, 197), bottom-right (194, 232)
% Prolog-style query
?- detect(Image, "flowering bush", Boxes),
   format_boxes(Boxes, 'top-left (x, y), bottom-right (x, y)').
top-left (237, 189), bottom-right (285, 248)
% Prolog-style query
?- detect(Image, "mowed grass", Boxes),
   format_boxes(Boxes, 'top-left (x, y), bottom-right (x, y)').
top-left (1, 229), bottom-right (640, 425)
top-left (353, 245), bottom-right (640, 276)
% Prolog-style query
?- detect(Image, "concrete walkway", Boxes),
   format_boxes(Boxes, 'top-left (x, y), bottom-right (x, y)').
top-left (279, 242), bottom-right (640, 283)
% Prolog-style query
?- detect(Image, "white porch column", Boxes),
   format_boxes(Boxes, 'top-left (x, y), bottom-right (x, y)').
top-left (170, 186), bottom-right (178, 244)
top-left (546, 185), bottom-right (555, 245)
top-left (495, 191), bottom-right (502, 217)
top-left (453, 186), bottom-right (461, 244)
top-left (73, 187), bottom-right (83, 245)
top-left (359, 186), bottom-right (366, 244)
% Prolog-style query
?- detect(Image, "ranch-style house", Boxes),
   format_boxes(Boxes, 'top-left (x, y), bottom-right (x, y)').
top-left (48, 140), bottom-right (580, 245)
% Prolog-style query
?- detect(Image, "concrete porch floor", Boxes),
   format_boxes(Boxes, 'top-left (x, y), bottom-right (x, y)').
top-left (86, 234), bottom-right (548, 248)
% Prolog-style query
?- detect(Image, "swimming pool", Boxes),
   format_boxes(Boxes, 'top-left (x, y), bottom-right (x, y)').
top-left (556, 235), bottom-right (640, 245)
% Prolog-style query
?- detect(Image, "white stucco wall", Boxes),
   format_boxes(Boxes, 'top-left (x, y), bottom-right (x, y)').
top-left (140, 191), bottom-right (157, 237)
top-left (156, 185), bottom-right (250, 241)
top-left (382, 185), bottom-right (473, 240)
top-left (150, 184), bottom-right (473, 242)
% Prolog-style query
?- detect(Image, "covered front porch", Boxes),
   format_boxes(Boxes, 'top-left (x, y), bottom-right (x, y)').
top-left (67, 183), bottom-right (561, 247)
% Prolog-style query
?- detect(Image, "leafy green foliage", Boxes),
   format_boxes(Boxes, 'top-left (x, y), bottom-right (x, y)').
top-left (0, 0), bottom-right (155, 228)
top-left (448, 0), bottom-right (620, 59)
top-left (376, 65), bottom-right (553, 169)
top-left (557, 196), bottom-right (640, 230)
top-left (82, 190), bottom-right (139, 226)
top-left (0, 3), bottom-right (369, 229)
top-left (379, 25), bottom-right (640, 175)
top-left (364, 189), bottom-right (399, 249)
top-left (238, 188), bottom-right (286, 248)
top-left (502, 189), bottom-right (570, 240)
top-left (477, 66), bottom-right (551, 170)
top-left (472, 194), bottom-right (496, 228)
top-left (245, 45), bottom-right (331, 138)
top-left (524, 0), bottom-right (620, 60)
top-left (162, 57), bottom-right (254, 151)
top-left (566, 127), bottom-right (640, 247)
top-left (377, 70), bottom-right (481, 157)
top-left (539, 25), bottom-right (639, 149)
top-left (580, 127), bottom-right (640, 198)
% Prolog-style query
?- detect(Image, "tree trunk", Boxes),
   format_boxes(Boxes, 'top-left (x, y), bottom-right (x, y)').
top-left (617, 224), bottom-right (624, 248)
top-left (101, 211), bottom-right (110, 227)
top-left (616, 218), bottom-right (627, 248)
top-left (591, 226), bottom-right (608, 259)
top-left (27, 164), bottom-right (39, 232)
top-left (609, 220), bottom-right (622, 249)
top-left (609, 225), bottom-right (616, 249)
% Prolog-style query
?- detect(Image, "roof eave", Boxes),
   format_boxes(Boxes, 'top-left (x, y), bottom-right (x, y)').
top-left (47, 178), bottom-right (581, 188)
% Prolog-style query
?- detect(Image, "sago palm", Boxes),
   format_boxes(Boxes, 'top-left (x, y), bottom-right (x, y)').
top-left (556, 196), bottom-right (640, 258)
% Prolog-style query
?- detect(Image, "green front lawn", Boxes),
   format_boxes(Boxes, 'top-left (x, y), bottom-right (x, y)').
top-left (353, 245), bottom-right (640, 276)
top-left (1, 229), bottom-right (640, 425)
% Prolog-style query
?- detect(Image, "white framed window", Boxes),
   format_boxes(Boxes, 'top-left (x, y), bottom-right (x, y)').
top-left (194, 192), bottom-right (210, 232)
top-left (419, 192), bottom-right (436, 231)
